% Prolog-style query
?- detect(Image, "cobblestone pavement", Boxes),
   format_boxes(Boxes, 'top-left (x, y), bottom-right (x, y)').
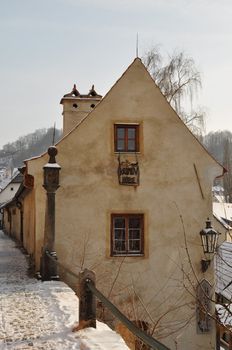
top-left (0, 232), bottom-right (129, 350)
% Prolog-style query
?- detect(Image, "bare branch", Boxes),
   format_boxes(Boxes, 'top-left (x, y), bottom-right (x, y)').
top-left (142, 47), bottom-right (204, 135)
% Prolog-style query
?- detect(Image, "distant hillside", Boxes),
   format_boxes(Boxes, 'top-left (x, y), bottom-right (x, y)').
top-left (0, 127), bottom-right (62, 169)
top-left (1, 127), bottom-right (232, 191)
top-left (203, 130), bottom-right (232, 202)
top-left (203, 130), bottom-right (232, 164)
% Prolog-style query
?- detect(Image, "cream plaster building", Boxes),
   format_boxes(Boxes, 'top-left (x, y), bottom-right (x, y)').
top-left (3, 58), bottom-right (224, 349)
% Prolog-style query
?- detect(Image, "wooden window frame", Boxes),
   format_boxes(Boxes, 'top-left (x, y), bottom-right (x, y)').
top-left (114, 124), bottom-right (139, 152)
top-left (111, 214), bottom-right (144, 256)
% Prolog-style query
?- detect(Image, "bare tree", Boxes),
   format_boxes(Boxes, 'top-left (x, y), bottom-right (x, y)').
top-left (203, 130), bottom-right (232, 202)
top-left (143, 47), bottom-right (205, 135)
top-left (0, 127), bottom-right (62, 169)
top-left (223, 138), bottom-right (232, 203)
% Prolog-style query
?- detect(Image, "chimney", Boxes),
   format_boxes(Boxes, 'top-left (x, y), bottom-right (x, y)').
top-left (60, 84), bottom-right (102, 136)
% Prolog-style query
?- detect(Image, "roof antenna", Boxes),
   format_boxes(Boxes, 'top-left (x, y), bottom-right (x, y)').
top-left (52, 122), bottom-right (56, 145)
top-left (136, 32), bottom-right (139, 58)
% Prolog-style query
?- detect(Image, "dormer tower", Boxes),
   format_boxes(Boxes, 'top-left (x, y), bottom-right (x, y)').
top-left (60, 84), bottom-right (102, 136)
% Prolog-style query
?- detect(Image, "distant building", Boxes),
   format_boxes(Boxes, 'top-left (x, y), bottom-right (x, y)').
top-left (0, 172), bottom-right (23, 206)
top-left (216, 241), bottom-right (232, 348)
top-left (213, 202), bottom-right (232, 244)
top-left (212, 185), bottom-right (225, 203)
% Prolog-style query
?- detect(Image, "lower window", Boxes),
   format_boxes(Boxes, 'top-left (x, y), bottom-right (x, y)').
top-left (111, 214), bottom-right (144, 256)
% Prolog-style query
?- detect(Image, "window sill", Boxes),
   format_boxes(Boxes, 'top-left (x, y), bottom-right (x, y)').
top-left (114, 151), bottom-right (140, 155)
top-left (111, 253), bottom-right (144, 257)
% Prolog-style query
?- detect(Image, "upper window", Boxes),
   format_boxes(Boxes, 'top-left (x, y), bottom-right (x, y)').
top-left (111, 214), bottom-right (144, 256)
top-left (114, 124), bottom-right (139, 152)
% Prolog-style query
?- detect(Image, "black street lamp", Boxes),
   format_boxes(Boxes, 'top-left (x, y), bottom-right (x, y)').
top-left (200, 218), bottom-right (219, 272)
top-left (40, 146), bottom-right (61, 281)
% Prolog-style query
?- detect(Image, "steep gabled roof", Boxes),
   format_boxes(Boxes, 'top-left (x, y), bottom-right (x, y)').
top-left (11, 172), bottom-right (24, 184)
top-left (0, 172), bottom-right (23, 191)
top-left (26, 58), bottom-right (224, 174)
top-left (216, 241), bottom-right (232, 300)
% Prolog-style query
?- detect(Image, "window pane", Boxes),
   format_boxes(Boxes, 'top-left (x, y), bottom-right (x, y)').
top-left (114, 218), bottom-right (125, 228)
top-left (129, 229), bottom-right (140, 239)
top-left (117, 128), bottom-right (125, 138)
top-left (129, 217), bottom-right (141, 229)
top-left (129, 239), bottom-right (140, 251)
top-left (128, 140), bottom-right (136, 151)
top-left (114, 239), bottom-right (126, 252)
top-left (117, 139), bottom-right (125, 151)
top-left (128, 128), bottom-right (136, 138)
top-left (114, 229), bottom-right (125, 239)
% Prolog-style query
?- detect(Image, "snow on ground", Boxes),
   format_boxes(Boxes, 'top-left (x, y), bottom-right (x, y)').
top-left (0, 231), bottom-right (129, 350)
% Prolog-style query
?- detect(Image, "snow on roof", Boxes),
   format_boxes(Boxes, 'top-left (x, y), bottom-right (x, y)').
top-left (0, 172), bottom-right (23, 191)
top-left (0, 198), bottom-right (15, 209)
top-left (43, 162), bottom-right (61, 168)
top-left (213, 186), bottom-right (225, 193)
top-left (214, 213), bottom-right (232, 230)
top-left (0, 178), bottom-right (11, 191)
top-left (11, 172), bottom-right (23, 183)
top-left (216, 304), bottom-right (232, 327)
top-left (213, 186), bottom-right (225, 203)
top-left (213, 194), bottom-right (226, 203)
top-left (12, 168), bottom-right (19, 177)
top-left (213, 203), bottom-right (232, 221)
top-left (216, 241), bottom-right (232, 300)
top-left (213, 202), bottom-right (232, 229)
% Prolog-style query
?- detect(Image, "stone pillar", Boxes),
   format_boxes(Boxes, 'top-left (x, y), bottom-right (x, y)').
top-left (40, 146), bottom-right (61, 281)
top-left (79, 269), bottom-right (96, 329)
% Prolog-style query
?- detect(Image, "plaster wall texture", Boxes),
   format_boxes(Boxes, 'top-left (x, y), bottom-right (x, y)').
top-left (26, 159), bottom-right (46, 268)
top-left (3, 210), bottom-right (10, 235)
top-left (3, 209), bottom-right (10, 236)
top-left (2, 190), bottom-right (36, 258)
top-left (10, 207), bottom-right (21, 241)
top-left (23, 188), bottom-right (36, 257)
top-left (26, 59), bottom-right (222, 349)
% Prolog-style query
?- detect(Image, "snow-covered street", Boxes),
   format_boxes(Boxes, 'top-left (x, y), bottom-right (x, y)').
top-left (0, 231), bottom-right (129, 350)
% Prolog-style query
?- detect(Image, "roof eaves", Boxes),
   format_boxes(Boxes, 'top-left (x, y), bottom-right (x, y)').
top-left (0, 198), bottom-right (16, 209)
top-left (214, 213), bottom-right (232, 230)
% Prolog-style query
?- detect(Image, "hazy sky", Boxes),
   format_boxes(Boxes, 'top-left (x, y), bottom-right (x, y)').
top-left (1, 0), bottom-right (232, 147)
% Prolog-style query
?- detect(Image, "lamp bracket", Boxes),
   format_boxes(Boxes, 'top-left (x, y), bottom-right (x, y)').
top-left (201, 259), bottom-right (211, 272)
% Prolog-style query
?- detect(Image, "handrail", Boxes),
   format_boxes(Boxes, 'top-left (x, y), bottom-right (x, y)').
top-left (86, 279), bottom-right (170, 350)
top-left (45, 252), bottom-right (170, 350)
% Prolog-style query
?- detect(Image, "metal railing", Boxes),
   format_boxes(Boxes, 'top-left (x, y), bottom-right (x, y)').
top-left (45, 253), bottom-right (170, 350)
top-left (79, 268), bottom-right (170, 350)
top-left (86, 278), bottom-right (170, 350)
